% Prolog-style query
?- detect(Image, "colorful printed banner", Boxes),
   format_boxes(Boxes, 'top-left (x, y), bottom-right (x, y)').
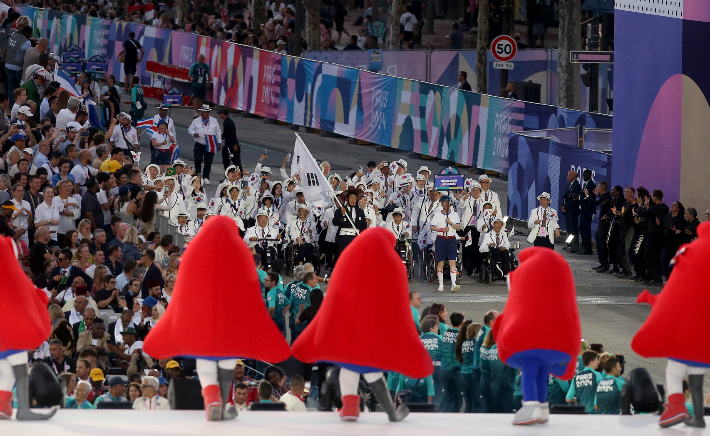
top-left (304, 49), bottom-right (427, 81)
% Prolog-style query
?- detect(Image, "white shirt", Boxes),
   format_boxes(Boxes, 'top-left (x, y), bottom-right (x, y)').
top-left (479, 229), bottom-right (511, 252)
top-left (151, 131), bottom-right (172, 150)
top-left (527, 206), bottom-right (559, 243)
top-left (110, 125), bottom-right (139, 150)
top-left (288, 217), bottom-right (316, 244)
top-left (11, 198), bottom-right (31, 231)
top-left (188, 116), bottom-right (222, 146)
top-left (133, 395), bottom-right (169, 410)
top-left (430, 210), bottom-right (460, 237)
top-left (34, 201), bottom-right (60, 239)
top-left (244, 225), bottom-right (279, 248)
top-left (97, 189), bottom-right (112, 224)
top-left (480, 189), bottom-right (501, 216)
top-left (400, 12), bottom-right (417, 32)
top-left (53, 195), bottom-right (81, 234)
top-left (151, 114), bottom-right (176, 138)
top-left (383, 220), bottom-right (411, 239)
top-left (70, 163), bottom-right (97, 190)
top-left (279, 391), bottom-right (307, 411)
top-left (55, 109), bottom-right (77, 131)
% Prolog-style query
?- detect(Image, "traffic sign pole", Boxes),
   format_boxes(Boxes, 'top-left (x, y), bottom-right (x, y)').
top-left (491, 34), bottom-right (517, 97)
top-left (498, 0), bottom-right (514, 97)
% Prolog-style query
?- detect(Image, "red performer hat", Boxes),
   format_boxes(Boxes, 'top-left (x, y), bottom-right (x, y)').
top-left (143, 216), bottom-right (290, 362)
top-left (632, 222), bottom-right (710, 365)
top-left (0, 237), bottom-right (51, 352)
top-left (493, 247), bottom-right (581, 380)
top-left (291, 227), bottom-right (433, 379)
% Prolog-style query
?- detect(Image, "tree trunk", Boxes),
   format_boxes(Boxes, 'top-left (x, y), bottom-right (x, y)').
top-left (387, 0), bottom-right (403, 49)
top-left (293, 0), bottom-right (304, 55)
top-left (557, 0), bottom-right (581, 109)
top-left (425, 0), bottom-right (434, 34)
top-left (179, 0), bottom-right (189, 27)
top-left (475, 0), bottom-right (489, 94)
top-left (252, 0), bottom-right (267, 32)
top-left (305, 0), bottom-right (321, 50)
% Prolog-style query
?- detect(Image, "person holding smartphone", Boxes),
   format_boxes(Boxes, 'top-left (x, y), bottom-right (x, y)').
top-left (150, 121), bottom-right (176, 174)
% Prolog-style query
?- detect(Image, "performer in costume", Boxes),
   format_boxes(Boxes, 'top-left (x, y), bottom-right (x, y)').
top-left (632, 222), bottom-right (710, 428)
top-left (0, 237), bottom-right (59, 420)
top-left (143, 216), bottom-right (290, 421)
top-left (493, 247), bottom-right (581, 425)
top-left (332, 187), bottom-right (367, 262)
top-left (292, 228), bottom-right (433, 422)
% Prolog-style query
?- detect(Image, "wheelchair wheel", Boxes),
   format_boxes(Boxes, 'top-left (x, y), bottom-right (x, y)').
top-left (405, 247), bottom-right (414, 281)
top-left (285, 244), bottom-right (294, 276)
top-left (485, 269), bottom-right (493, 284)
top-left (478, 267), bottom-right (486, 284)
top-left (425, 252), bottom-right (436, 282)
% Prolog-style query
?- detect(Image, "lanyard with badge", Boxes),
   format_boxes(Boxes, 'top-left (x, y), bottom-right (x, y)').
top-left (196, 64), bottom-right (206, 84)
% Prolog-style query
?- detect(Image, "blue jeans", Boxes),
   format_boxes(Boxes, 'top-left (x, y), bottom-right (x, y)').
top-left (6, 68), bottom-right (22, 107)
top-left (431, 366), bottom-right (445, 409)
top-left (272, 314), bottom-right (285, 337)
top-left (441, 368), bottom-right (462, 412)
top-left (289, 314), bottom-right (299, 344)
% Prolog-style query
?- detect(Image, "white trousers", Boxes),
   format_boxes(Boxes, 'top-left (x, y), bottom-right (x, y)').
top-left (195, 358), bottom-right (239, 388)
top-left (666, 359), bottom-right (705, 396)
top-left (0, 351), bottom-right (28, 391)
top-left (339, 368), bottom-right (383, 396)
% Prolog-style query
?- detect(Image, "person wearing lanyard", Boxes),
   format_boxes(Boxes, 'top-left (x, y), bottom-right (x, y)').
top-left (479, 217), bottom-right (512, 277)
top-left (188, 54), bottom-right (211, 117)
top-left (527, 192), bottom-right (560, 249)
top-left (430, 195), bottom-right (462, 292)
top-left (150, 120), bottom-right (176, 173)
top-left (333, 187), bottom-right (368, 264)
top-left (288, 204), bottom-right (316, 265)
top-left (187, 104), bottom-right (221, 185)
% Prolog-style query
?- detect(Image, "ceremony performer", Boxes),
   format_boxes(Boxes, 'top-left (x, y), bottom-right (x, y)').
top-left (430, 195), bottom-right (461, 292)
top-left (332, 187), bottom-right (367, 262)
top-left (0, 236), bottom-right (60, 420)
top-left (633, 222), bottom-right (710, 428)
top-left (144, 216), bottom-right (290, 421)
top-left (292, 228), bottom-right (433, 422)
top-left (493, 247), bottom-right (581, 425)
top-left (527, 192), bottom-right (560, 249)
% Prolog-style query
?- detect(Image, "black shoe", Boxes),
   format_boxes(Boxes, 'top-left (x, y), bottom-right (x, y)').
top-left (686, 375), bottom-right (706, 428)
top-left (596, 267), bottom-right (610, 273)
top-left (634, 276), bottom-right (647, 282)
top-left (593, 265), bottom-right (606, 271)
top-left (648, 280), bottom-right (663, 287)
top-left (579, 251), bottom-right (593, 255)
top-left (607, 267), bottom-right (621, 275)
top-left (368, 377), bottom-right (410, 422)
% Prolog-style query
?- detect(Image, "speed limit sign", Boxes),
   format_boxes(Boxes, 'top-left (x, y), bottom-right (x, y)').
top-left (491, 35), bottom-right (517, 62)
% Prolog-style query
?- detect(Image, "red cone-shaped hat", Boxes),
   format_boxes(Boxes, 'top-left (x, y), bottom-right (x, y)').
top-left (292, 227), bottom-right (433, 378)
top-left (144, 216), bottom-right (290, 362)
top-left (632, 222), bottom-right (710, 364)
top-left (0, 237), bottom-right (51, 352)
top-left (494, 247), bottom-right (581, 380)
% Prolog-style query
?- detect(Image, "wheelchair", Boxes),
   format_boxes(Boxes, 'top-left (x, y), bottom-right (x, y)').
top-left (478, 242), bottom-right (520, 284)
top-left (255, 238), bottom-right (281, 271)
top-left (395, 236), bottom-right (414, 281)
top-left (284, 240), bottom-right (321, 277)
top-left (421, 239), bottom-right (464, 283)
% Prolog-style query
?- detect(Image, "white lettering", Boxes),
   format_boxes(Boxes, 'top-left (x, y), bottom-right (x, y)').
top-left (575, 372), bottom-right (594, 388)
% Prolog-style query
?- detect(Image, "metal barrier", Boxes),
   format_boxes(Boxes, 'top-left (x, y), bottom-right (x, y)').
top-left (520, 127), bottom-right (580, 147)
top-left (156, 214), bottom-right (187, 248)
top-left (583, 128), bottom-right (612, 152)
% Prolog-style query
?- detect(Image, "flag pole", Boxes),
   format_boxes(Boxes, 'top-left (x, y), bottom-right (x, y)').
top-left (294, 133), bottom-right (360, 235)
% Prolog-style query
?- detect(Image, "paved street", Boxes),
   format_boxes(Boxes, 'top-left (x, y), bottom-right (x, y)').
top-left (137, 99), bottom-right (682, 389)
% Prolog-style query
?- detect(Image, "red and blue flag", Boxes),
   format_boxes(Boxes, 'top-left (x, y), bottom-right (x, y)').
top-left (206, 135), bottom-right (220, 153)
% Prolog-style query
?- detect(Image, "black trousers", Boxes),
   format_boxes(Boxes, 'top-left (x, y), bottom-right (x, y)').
top-left (579, 212), bottom-right (593, 253)
top-left (294, 242), bottom-right (315, 264)
top-left (564, 211), bottom-right (579, 253)
top-left (607, 222), bottom-right (620, 266)
top-left (533, 236), bottom-right (554, 249)
top-left (461, 226), bottom-right (480, 274)
top-left (491, 248), bottom-right (510, 275)
top-left (630, 231), bottom-right (646, 279)
top-left (596, 220), bottom-right (611, 266)
top-left (643, 232), bottom-right (664, 282)
top-left (221, 145), bottom-right (242, 171)
top-left (335, 234), bottom-right (356, 265)
top-left (193, 142), bottom-right (215, 180)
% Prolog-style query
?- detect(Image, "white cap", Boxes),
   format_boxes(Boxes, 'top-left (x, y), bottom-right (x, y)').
top-left (21, 147), bottom-right (34, 154)
top-left (18, 106), bottom-right (33, 117)
top-left (416, 174), bottom-right (427, 181)
top-left (118, 112), bottom-right (132, 121)
top-left (256, 209), bottom-right (269, 218)
top-left (492, 216), bottom-right (504, 224)
top-left (537, 192), bottom-right (551, 201)
top-left (293, 186), bottom-right (303, 195)
top-left (417, 165), bottom-right (430, 175)
top-left (396, 159), bottom-right (407, 169)
top-left (261, 191), bottom-right (274, 200)
top-left (396, 175), bottom-right (413, 188)
top-left (297, 203), bottom-right (310, 212)
top-left (478, 174), bottom-right (492, 182)
top-left (177, 211), bottom-right (189, 217)
top-left (329, 173), bottom-right (341, 182)
top-left (198, 104), bottom-right (211, 112)
top-left (173, 159), bottom-right (186, 166)
top-left (260, 166), bottom-right (272, 175)
top-left (392, 207), bottom-right (404, 215)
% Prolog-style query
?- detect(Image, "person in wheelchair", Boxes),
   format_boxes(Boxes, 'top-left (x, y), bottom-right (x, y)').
top-left (382, 207), bottom-right (411, 259)
top-left (479, 217), bottom-right (511, 278)
top-left (288, 204), bottom-right (317, 265)
top-left (245, 210), bottom-right (281, 266)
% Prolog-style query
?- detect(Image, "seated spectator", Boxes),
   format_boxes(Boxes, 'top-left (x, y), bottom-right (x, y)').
top-left (133, 376), bottom-right (170, 410)
top-left (126, 382), bottom-right (142, 403)
top-left (76, 359), bottom-right (91, 383)
top-left (233, 382), bottom-right (250, 412)
top-left (88, 368), bottom-right (105, 403)
top-left (280, 375), bottom-right (307, 411)
top-left (257, 380), bottom-right (274, 403)
top-left (77, 317), bottom-right (110, 353)
top-left (95, 377), bottom-right (129, 404)
top-left (96, 274), bottom-right (122, 313)
top-left (44, 338), bottom-right (76, 374)
top-left (595, 354), bottom-right (625, 414)
top-left (66, 380), bottom-right (96, 409)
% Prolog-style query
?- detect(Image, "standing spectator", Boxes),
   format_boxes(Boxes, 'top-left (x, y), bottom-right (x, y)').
top-left (430, 195), bottom-right (462, 292)
top-left (219, 108), bottom-right (241, 172)
top-left (21, 69), bottom-right (48, 122)
top-left (117, 32), bottom-right (144, 94)
top-left (23, 37), bottom-right (49, 72)
top-left (662, 201), bottom-right (686, 279)
top-left (579, 169), bottom-right (597, 254)
top-left (123, 77), bottom-right (145, 124)
top-left (56, 97), bottom-right (81, 131)
top-left (638, 190), bottom-right (668, 286)
top-left (0, 11), bottom-right (20, 92)
top-left (400, 6), bottom-right (417, 48)
top-left (188, 105), bottom-right (221, 185)
top-left (458, 71), bottom-right (472, 91)
top-left (456, 321), bottom-right (482, 413)
top-left (10, 183), bottom-right (32, 248)
top-left (81, 179), bottom-right (104, 231)
top-left (110, 113), bottom-right (139, 153)
top-left (561, 171), bottom-right (581, 253)
top-left (447, 22), bottom-right (463, 49)
top-left (188, 54), bottom-right (211, 117)
top-left (593, 182), bottom-right (612, 271)
top-left (615, 186), bottom-right (636, 278)
top-left (5, 26), bottom-right (32, 108)
top-left (140, 249), bottom-right (164, 298)
top-left (684, 207), bottom-right (700, 243)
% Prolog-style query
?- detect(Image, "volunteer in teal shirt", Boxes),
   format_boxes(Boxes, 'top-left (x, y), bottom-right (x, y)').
top-left (457, 322), bottom-right (482, 413)
top-left (265, 272), bottom-right (289, 337)
top-left (410, 292), bottom-right (421, 333)
top-left (566, 350), bottom-right (603, 413)
top-left (419, 315), bottom-right (444, 408)
top-left (396, 375), bottom-right (436, 403)
top-left (548, 374), bottom-right (570, 405)
top-left (479, 329), bottom-right (516, 413)
top-left (289, 272), bottom-right (318, 343)
top-left (284, 277), bottom-right (302, 343)
top-left (594, 355), bottom-right (625, 414)
top-left (440, 312), bottom-right (463, 412)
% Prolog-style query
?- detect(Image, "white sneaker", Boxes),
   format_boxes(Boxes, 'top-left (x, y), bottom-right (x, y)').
top-left (539, 402), bottom-right (549, 423)
top-left (451, 284), bottom-right (460, 292)
top-left (204, 178), bottom-right (211, 185)
top-left (513, 401), bottom-right (542, 425)
top-left (437, 285), bottom-right (444, 292)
